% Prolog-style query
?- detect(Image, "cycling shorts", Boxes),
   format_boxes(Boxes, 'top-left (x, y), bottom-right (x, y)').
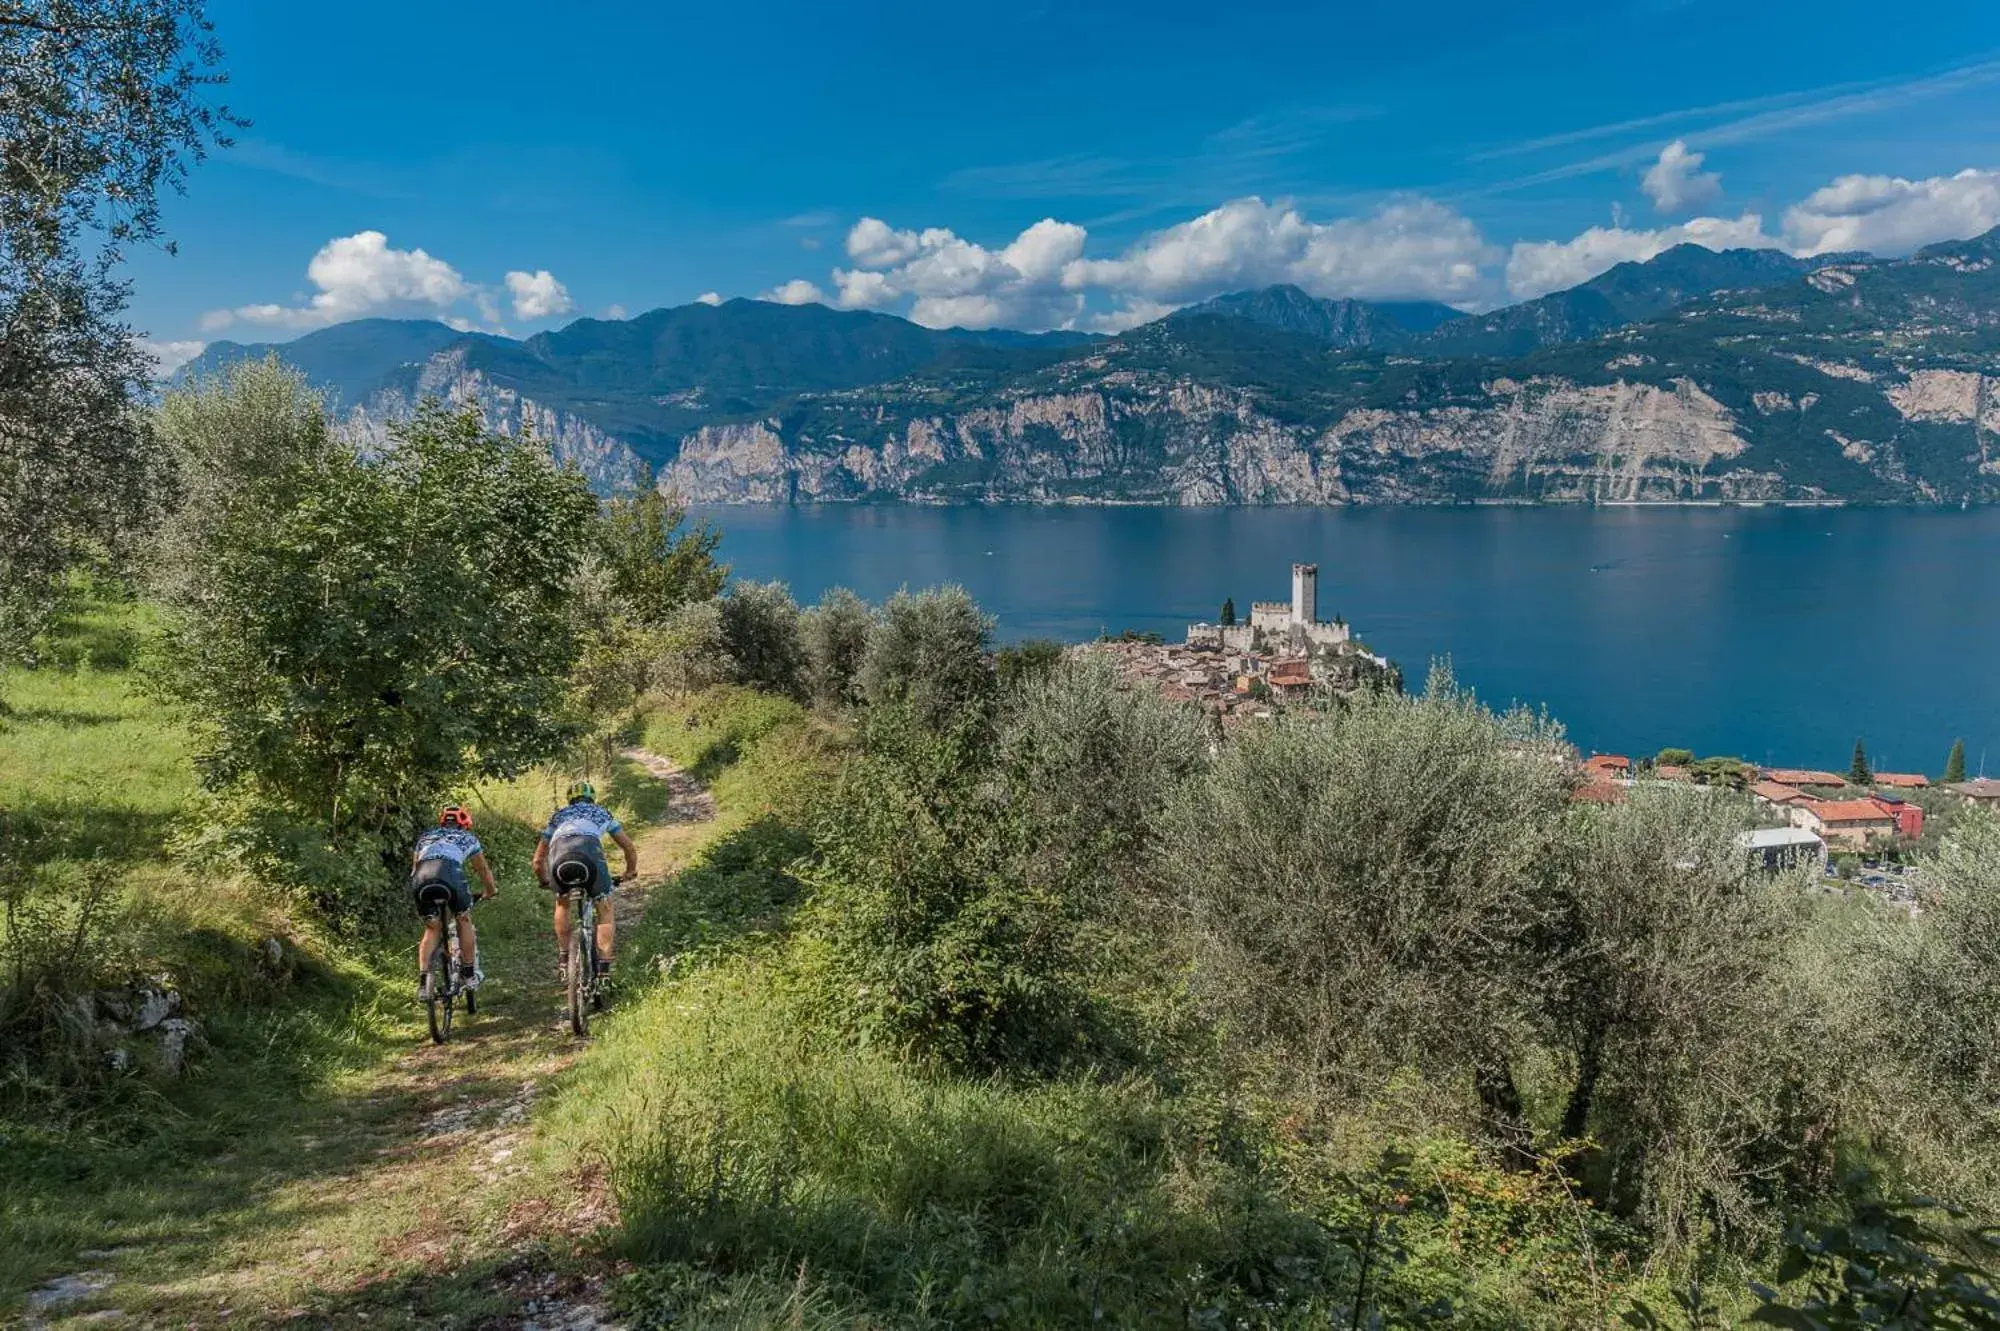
top-left (411, 858), bottom-right (475, 918)
top-left (548, 833), bottom-right (614, 900)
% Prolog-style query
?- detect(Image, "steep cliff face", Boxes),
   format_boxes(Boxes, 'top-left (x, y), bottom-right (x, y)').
top-left (654, 375), bottom-right (1791, 505)
top-left (339, 347), bottom-right (645, 490)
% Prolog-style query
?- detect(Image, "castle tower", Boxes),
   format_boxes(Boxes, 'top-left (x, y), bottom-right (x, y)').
top-left (1291, 562), bottom-right (1318, 627)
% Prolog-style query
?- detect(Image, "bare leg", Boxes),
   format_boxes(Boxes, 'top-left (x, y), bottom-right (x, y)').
top-left (596, 898), bottom-right (615, 965)
top-left (455, 914), bottom-right (477, 969)
top-left (553, 896), bottom-right (572, 964)
top-left (419, 918), bottom-right (443, 973)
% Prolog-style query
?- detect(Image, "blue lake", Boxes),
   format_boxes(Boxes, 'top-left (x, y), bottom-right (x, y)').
top-left (693, 504), bottom-right (2000, 774)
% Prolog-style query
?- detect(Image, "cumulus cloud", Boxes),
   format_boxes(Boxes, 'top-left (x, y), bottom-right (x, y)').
top-left (1065, 197), bottom-right (1496, 306)
top-left (1783, 168), bottom-right (2000, 255)
top-left (763, 279), bottom-right (827, 305)
top-left (1505, 213), bottom-right (1778, 299)
top-left (209, 231), bottom-right (472, 330)
top-left (201, 231), bottom-right (580, 333)
top-left (504, 268), bottom-right (574, 320)
top-left (846, 217), bottom-right (923, 268)
top-left (694, 292), bottom-right (722, 306)
top-left (606, 303), bottom-right (629, 319)
top-left (137, 338), bottom-right (206, 378)
top-left (1641, 140), bottom-right (1722, 213)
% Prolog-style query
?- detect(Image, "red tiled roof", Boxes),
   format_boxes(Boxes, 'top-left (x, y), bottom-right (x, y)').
top-left (1807, 799), bottom-right (1897, 825)
top-left (1574, 780), bottom-right (1627, 804)
top-left (1655, 764), bottom-right (1691, 781)
top-left (1584, 754), bottom-right (1631, 772)
top-left (1267, 661), bottom-right (1312, 685)
top-left (1874, 773), bottom-right (1929, 788)
top-left (1751, 780), bottom-right (1809, 803)
top-left (1765, 768), bottom-right (1846, 787)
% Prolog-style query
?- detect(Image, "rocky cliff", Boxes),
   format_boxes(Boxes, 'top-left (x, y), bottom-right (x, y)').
top-left (195, 228), bottom-right (2000, 506)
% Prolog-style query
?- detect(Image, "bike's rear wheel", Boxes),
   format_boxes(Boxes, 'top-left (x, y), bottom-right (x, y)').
top-left (567, 906), bottom-right (590, 1037)
top-left (427, 945), bottom-right (453, 1045)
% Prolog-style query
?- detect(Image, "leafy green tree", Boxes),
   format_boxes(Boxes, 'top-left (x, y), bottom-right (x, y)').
top-left (994, 638), bottom-right (1064, 692)
top-left (1219, 597), bottom-right (1236, 627)
top-left (153, 387), bottom-right (598, 910)
top-left (1655, 748), bottom-right (1695, 768)
top-left (717, 580), bottom-right (805, 699)
top-left (858, 586), bottom-right (994, 732)
top-left (596, 466), bottom-right (725, 625)
top-left (1849, 738), bottom-right (1872, 787)
top-left (799, 586), bottom-right (874, 711)
top-left (1747, 1193), bottom-right (2000, 1329)
top-left (1, 0), bottom-right (237, 658)
top-left (1945, 739), bottom-right (1968, 785)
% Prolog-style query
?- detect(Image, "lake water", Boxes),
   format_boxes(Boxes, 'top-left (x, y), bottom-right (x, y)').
top-left (693, 504), bottom-right (2000, 774)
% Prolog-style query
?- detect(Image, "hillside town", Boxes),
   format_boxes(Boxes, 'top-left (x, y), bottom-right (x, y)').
top-left (1085, 562), bottom-right (1401, 726)
top-left (1084, 562), bottom-right (1996, 902)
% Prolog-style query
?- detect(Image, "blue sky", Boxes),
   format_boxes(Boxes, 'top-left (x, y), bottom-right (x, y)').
top-left (132, 0), bottom-right (2000, 369)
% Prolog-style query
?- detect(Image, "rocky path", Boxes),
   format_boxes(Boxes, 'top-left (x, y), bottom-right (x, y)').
top-left (28, 750), bottom-right (715, 1331)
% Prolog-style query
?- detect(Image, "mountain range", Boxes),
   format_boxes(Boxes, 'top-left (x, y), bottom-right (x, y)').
top-left (181, 232), bottom-right (2000, 505)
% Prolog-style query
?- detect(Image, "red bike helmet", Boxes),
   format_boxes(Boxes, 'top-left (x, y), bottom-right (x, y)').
top-left (440, 805), bottom-right (473, 830)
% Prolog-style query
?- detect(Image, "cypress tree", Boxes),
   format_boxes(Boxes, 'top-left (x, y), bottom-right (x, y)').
top-left (1219, 597), bottom-right (1236, 627)
top-left (1944, 738), bottom-right (1967, 785)
top-left (1849, 737), bottom-right (1872, 787)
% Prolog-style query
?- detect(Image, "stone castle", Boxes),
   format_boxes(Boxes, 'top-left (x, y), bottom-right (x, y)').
top-left (1187, 563), bottom-right (1353, 655)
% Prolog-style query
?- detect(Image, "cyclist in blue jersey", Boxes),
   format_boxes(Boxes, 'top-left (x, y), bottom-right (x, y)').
top-left (411, 805), bottom-right (497, 998)
top-left (531, 780), bottom-right (638, 982)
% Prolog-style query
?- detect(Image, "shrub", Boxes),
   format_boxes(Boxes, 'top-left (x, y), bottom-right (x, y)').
top-left (799, 587), bottom-right (874, 712)
top-left (858, 586), bottom-right (994, 732)
top-left (717, 580), bottom-right (805, 699)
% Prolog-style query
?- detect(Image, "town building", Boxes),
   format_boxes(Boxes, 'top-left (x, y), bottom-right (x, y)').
top-left (1947, 778), bottom-right (2000, 808)
top-left (1584, 754), bottom-right (1632, 780)
top-left (1792, 799), bottom-right (1898, 850)
top-left (1741, 827), bottom-right (1828, 872)
top-left (1188, 563), bottom-right (1353, 656)
top-left (1764, 767), bottom-right (1847, 789)
top-left (1751, 780), bottom-right (1812, 807)
top-left (1874, 772), bottom-right (1930, 789)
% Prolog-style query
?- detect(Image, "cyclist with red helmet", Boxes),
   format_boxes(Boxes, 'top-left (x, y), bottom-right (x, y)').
top-left (412, 805), bottom-right (497, 998)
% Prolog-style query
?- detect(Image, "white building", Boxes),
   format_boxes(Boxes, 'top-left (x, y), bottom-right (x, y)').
top-left (1188, 563), bottom-right (1353, 655)
top-left (1740, 826), bottom-right (1827, 872)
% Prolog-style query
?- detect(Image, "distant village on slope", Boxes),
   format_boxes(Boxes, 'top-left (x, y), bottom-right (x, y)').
top-left (1088, 560), bottom-right (2000, 897)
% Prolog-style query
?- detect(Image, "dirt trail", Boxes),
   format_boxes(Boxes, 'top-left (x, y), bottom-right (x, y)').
top-left (31, 750), bottom-right (714, 1331)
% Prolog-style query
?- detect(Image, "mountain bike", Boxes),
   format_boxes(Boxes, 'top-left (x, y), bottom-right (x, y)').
top-left (419, 888), bottom-right (483, 1044)
top-left (555, 869), bottom-right (626, 1037)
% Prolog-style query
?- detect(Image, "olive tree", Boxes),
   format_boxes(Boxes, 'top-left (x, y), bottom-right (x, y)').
top-left (858, 585), bottom-right (994, 731)
top-left (0, 0), bottom-right (236, 656)
top-left (1154, 667), bottom-right (1575, 1120)
top-left (800, 586), bottom-right (874, 711)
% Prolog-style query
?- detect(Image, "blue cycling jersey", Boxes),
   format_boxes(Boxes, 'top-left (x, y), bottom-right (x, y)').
top-left (414, 827), bottom-right (483, 865)
top-left (541, 801), bottom-right (623, 844)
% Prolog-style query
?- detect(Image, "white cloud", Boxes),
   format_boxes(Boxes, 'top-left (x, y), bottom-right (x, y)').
top-left (1064, 196), bottom-right (1497, 306)
top-left (209, 230), bottom-right (473, 330)
top-left (1783, 168), bottom-right (2000, 256)
top-left (606, 303), bottom-right (629, 319)
top-left (763, 279), bottom-right (827, 305)
top-left (504, 268), bottom-right (574, 320)
top-left (694, 292), bottom-right (722, 306)
top-left (137, 338), bottom-right (206, 378)
top-left (1641, 140), bottom-right (1722, 214)
top-left (1505, 213), bottom-right (1777, 299)
top-left (846, 217), bottom-right (922, 268)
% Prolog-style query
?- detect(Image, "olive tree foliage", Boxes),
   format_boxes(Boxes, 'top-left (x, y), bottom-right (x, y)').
top-left (1153, 666), bottom-right (1575, 1107)
top-left (152, 372), bottom-right (598, 912)
top-left (858, 585), bottom-right (995, 731)
top-left (717, 580), bottom-right (806, 699)
top-left (1865, 811), bottom-right (2000, 1207)
top-left (800, 586), bottom-right (875, 711)
top-left (0, 0), bottom-right (236, 657)
top-left (1541, 788), bottom-right (1830, 1248)
top-left (804, 658), bottom-right (1207, 1071)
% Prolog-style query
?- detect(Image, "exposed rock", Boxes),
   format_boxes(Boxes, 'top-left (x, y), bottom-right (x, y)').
top-left (28, 1272), bottom-right (112, 1312)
